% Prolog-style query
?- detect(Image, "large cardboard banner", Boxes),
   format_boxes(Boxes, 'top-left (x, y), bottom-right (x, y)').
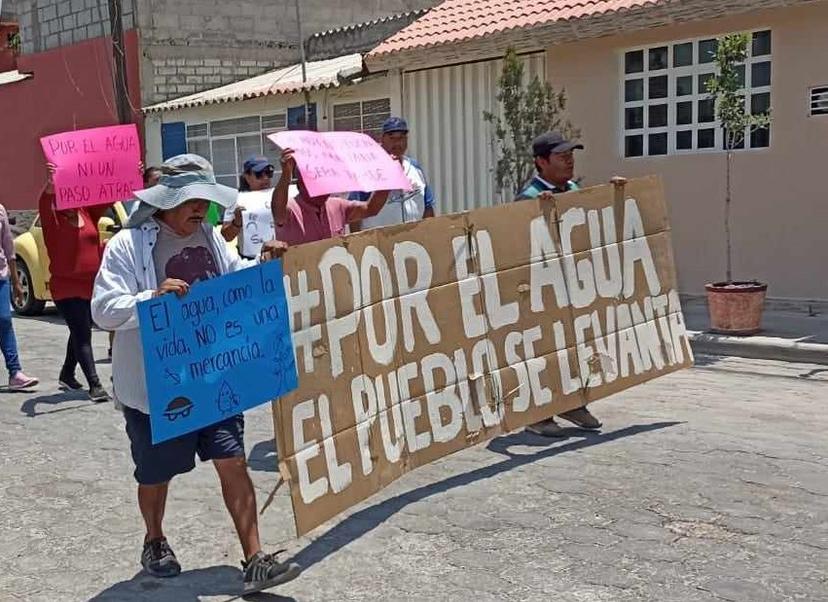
top-left (138, 261), bottom-right (298, 443)
top-left (272, 176), bottom-right (693, 535)
top-left (40, 124), bottom-right (143, 210)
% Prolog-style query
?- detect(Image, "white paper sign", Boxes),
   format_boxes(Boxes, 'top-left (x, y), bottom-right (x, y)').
top-left (238, 190), bottom-right (274, 258)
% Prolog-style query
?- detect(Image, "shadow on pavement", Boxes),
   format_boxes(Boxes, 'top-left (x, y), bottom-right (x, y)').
top-left (19, 390), bottom-right (91, 417)
top-left (248, 438), bottom-right (277, 472)
top-left (89, 566), bottom-right (297, 602)
top-left (13, 309), bottom-right (63, 325)
top-left (291, 421), bottom-right (681, 571)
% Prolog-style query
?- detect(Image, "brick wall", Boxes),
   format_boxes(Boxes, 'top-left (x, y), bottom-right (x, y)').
top-left (137, 0), bottom-right (439, 104)
top-left (16, 0), bottom-right (136, 53)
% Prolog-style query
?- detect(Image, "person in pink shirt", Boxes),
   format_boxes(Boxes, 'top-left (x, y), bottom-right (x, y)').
top-left (271, 148), bottom-right (391, 246)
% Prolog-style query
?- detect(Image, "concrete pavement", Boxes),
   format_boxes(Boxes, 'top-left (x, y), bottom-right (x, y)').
top-left (1, 312), bottom-right (827, 602)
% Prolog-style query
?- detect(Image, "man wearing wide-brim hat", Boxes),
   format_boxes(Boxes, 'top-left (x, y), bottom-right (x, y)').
top-left (91, 154), bottom-right (300, 594)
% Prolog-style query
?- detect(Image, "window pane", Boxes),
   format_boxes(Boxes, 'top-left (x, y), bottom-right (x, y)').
top-left (236, 134), bottom-right (262, 170)
top-left (363, 112), bottom-right (390, 131)
top-left (698, 98), bottom-right (715, 122)
top-left (697, 128), bottom-right (716, 148)
top-left (187, 138), bottom-right (211, 162)
top-left (261, 134), bottom-right (282, 174)
top-left (751, 92), bottom-right (771, 115)
top-left (752, 61), bottom-right (771, 87)
top-left (211, 138), bottom-right (237, 176)
top-left (363, 98), bottom-right (391, 114)
top-left (676, 101), bottom-right (693, 125)
top-left (625, 50), bottom-right (644, 74)
top-left (673, 42), bottom-right (693, 67)
top-left (625, 135), bottom-right (644, 157)
top-left (648, 104), bottom-right (668, 128)
top-left (698, 72), bottom-right (715, 94)
top-left (649, 75), bottom-right (668, 99)
top-left (261, 114), bottom-right (286, 130)
top-left (735, 64), bottom-right (746, 88)
top-left (625, 79), bottom-right (644, 102)
top-left (210, 116), bottom-right (260, 137)
top-left (333, 102), bottom-right (361, 119)
top-left (333, 116), bottom-right (362, 132)
top-left (676, 130), bottom-right (693, 150)
top-left (752, 30), bottom-right (771, 56)
top-left (215, 175), bottom-right (237, 188)
top-left (648, 133), bottom-right (668, 155)
top-left (725, 128), bottom-right (746, 150)
top-left (751, 127), bottom-right (770, 148)
top-left (676, 75), bottom-right (693, 96)
top-left (698, 38), bottom-right (718, 64)
top-left (649, 46), bottom-right (668, 71)
top-left (625, 107), bottom-right (644, 130)
top-left (186, 123), bottom-right (208, 138)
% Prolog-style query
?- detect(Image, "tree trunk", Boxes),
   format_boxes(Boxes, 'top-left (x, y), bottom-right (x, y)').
top-left (725, 149), bottom-right (733, 283)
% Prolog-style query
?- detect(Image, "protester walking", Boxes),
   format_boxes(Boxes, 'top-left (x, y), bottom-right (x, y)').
top-left (349, 116), bottom-right (435, 231)
top-left (272, 148), bottom-right (391, 245)
top-left (515, 131), bottom-right (603, 437)
top-left (0, 202), bottom-right (38, 390)
top-left (91, 154), bottom-right (301, 594)
top-left (39, 168), bottom-right (110, 402)
top-left (220, 156), bottom-right (275, 257)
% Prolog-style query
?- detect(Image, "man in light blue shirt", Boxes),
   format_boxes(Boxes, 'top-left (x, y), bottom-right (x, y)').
top-left (349, 117), bottom-right (435, 230)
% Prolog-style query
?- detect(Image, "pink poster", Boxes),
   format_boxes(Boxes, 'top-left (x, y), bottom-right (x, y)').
top-left (40, 124), bottom-right (143, 210)
top-left (268, 130), bottom-right (411, 198)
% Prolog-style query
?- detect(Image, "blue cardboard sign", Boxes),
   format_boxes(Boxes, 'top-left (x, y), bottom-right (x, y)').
top-left (137, 261), bottom-right (298, 443)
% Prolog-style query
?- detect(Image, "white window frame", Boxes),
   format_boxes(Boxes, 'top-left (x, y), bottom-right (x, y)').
top-left (185, 113), bottom-right (288, 187)
top-left (809, 86), bottom-right (828, 117)
top-left (619, 29), bottom-right (772, 158)
top-left (332, 97), bottom-right (392, 138)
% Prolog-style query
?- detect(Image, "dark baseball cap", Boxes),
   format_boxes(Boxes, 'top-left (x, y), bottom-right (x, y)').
top-left (382, 116), bottom-right (409, 134)
top-left (242, 156), bottom-right (273, 174)
top-left (532, 131), bottom-right (584, 157)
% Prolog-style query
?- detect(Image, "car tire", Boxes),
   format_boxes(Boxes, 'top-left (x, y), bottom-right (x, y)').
top-left (13, 259), bottom-right (46, 316)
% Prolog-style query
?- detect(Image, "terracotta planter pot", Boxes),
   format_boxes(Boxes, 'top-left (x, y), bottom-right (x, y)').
top-left (705, 281), bottom-right (768, 335)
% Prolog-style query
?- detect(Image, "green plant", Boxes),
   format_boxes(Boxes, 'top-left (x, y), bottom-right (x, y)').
top-left (706, 33), bottom-right (772, 282)
top-left (7, 31), bottom-right (21, 54)
top-left (484, 48), bottom-right (578, 197)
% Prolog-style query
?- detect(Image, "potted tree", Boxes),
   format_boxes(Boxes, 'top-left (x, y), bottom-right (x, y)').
top-left (483, 48), bottom-right (578, 198)
top-left (704, 33), bottom-right (772, 335)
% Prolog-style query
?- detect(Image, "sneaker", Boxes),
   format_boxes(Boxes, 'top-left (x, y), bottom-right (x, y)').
top-left (559, 407), bottom-right (602, 430)
top-left (89, 385), bottom-right (111, 403)
top-left (8, 371), bottom-right (38, 391)
top-left (58, 374), bottom-right (84, 391)
top-left (242, 551), bottom-right (301, 594)
top-left (141, 537), bottom-right (181, 578)
top-left (526, 417), bottom-right (566, 437)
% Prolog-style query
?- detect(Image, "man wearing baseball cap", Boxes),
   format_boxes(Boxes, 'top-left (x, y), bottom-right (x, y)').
top-left (91, 154), bottom-right (300, 594)
top-left (349, 116), bottom-right (436, 230)
top-left (516, 131), bottom-right (603, 437)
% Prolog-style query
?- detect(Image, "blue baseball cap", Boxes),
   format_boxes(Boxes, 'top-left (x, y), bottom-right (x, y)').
top-left (382, 116), bottom-right (409, 134)
top-left (242, 156), bottom-right (273, 174)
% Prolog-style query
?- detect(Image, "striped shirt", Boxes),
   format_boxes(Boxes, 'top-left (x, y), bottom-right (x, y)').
top-left (515, 175), bottom-right (579, 201)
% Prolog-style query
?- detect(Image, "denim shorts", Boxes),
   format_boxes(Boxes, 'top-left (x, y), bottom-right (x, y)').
top-left (123, 406), bottom-right (245, 485)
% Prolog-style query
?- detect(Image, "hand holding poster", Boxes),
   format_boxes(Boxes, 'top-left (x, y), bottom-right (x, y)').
top-left (272, 176), bottom-right (694, 535)
top-left (40, 124), bottom-right (143, 210)
top-left (137, 261), bottom-right (298, 443)
top-left (268, 130), bottom-right (411, 199)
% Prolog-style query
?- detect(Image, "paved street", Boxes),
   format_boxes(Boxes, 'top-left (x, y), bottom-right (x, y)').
top-left (1, 311), bottom-right (826, 602)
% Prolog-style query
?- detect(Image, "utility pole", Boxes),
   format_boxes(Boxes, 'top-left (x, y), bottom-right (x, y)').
top-left (108, 0), bottom-right (132, 124)
top-left (294, 0), bottom-right (311, 129)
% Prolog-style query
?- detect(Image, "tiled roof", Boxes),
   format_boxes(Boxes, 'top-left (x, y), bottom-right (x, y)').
top-left (309, 9), bottom-right (430, 40)
top-left (369, 0), bottom-right (665, 57)
top-left (143, 54), bottom-right (363, 114)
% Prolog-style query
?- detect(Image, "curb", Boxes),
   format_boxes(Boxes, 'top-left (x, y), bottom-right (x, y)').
top-left (688, 330), bottom-right (828, 366)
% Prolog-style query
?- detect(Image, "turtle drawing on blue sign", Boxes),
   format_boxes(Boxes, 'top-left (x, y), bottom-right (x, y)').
top-left (163, 396), bottom-right (194, 421)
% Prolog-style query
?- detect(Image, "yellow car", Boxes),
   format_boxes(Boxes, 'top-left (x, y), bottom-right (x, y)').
top-left (12, 203), bottom-right (129, 316)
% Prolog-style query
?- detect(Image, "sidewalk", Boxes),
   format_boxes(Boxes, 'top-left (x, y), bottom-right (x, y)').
top-left (683, 297), bottom-right (828, 365)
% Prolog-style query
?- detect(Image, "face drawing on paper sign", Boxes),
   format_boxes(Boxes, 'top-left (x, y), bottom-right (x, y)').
top-left (163, 397), bottom-right (194, 421)
top-left (216, 381), bottom-right (241, 417)
top-left (165, 247), bottom-right (219, 285)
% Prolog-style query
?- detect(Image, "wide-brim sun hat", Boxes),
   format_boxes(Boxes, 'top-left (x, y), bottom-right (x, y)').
top-left (126, 153), bottom-right (238, 227)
